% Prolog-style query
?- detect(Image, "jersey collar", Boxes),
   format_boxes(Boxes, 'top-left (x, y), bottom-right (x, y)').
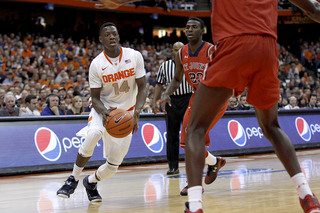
top-left (103, 46), bottom-right (123, 65)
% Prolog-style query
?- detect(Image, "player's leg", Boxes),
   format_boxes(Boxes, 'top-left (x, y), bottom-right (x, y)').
top-left (255, 104), bottom-right (301, 176)
top-left (83, 111), bottom-right (134, 202)
top-left (255, 104), bottom-right (320, 213)
top-left (185, 84), bottom-right (232, 212)
top-left (204, 100), bottom-right (228, 185)
top-left (57, 109), bottom-right (104, 199)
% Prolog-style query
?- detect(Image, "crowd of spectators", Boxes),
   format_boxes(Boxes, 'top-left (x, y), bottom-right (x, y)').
top-left (0, 27), bottom-right (320, 117)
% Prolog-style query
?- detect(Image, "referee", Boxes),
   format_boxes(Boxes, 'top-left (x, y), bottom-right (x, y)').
top-left (152, 41), bottom-right (193, 175)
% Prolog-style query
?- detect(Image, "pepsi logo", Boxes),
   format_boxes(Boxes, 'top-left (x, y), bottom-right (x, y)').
top-left (295, 117), bottom-right (311, 141)
top-left (228, 120), bottom-right (247, 146)
top-left (34, 127), bottom-right (62, 161)
top-left (141, 123), bottom-right (163, 153)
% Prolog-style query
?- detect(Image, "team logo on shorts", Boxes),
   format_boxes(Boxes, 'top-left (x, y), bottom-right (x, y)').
top-left (141, 123), bottom-right (163, 153)
top-left (295, 117), bottom-right (311, 141)
top-left (228, 120), bottom-right (247, 146)
top-left (34, 127), bottom-right (61, 161)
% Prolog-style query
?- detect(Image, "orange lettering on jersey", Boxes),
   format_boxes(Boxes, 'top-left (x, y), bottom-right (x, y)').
top-left (124, 69), bottom-right (130, 77)
top-left (118, 71), bottom-right (124, 79)
top-left (107, 74), bottom-right (114, 82)
top-left (101, 68), bottom-right (135, 83)
top-left (114, 73), bottom-right (119, 81)
top-left (102, 75), bottom-right (108, 83)
top-left (129, 68), bottom-right (135, 76)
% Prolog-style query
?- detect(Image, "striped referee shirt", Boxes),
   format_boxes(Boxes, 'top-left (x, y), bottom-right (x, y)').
top-left (156, 60), bottom-right (193, 96)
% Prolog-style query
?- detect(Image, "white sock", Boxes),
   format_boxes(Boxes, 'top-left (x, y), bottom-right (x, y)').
top-left (291, 173), bottom-right (313, 199)
top-left (205, 151), bottom-right (217, 165)
top-left (188, 186), bottom-right (202, 212)
top-left (88, 172), bottom-right (99, 183)
top-left (71, 164), bottom-right (84, 181)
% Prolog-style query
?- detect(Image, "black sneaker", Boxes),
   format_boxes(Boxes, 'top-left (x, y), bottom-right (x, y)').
top-left (57, 175), bottom-right (79, 198)
top-left (167, 168), bottom-right (179, 175)
top-left (83, 175), bottom-right (102, 202)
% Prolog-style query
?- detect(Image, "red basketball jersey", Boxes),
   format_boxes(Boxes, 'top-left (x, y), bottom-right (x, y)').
top-left (179, 41), bottom-right (213, 91)
top-left (211, 0), bottom-right (278, 43)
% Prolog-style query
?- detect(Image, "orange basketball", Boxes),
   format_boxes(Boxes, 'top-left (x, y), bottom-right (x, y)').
top-left (105, 109), bottom-right (134, 138)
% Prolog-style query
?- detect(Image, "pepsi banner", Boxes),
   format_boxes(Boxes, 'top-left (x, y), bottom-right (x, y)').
top-left (1, 110), bottom-right (320, 175)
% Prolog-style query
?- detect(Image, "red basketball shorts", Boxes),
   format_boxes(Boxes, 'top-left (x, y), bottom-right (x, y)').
top-left (180, 93), bottom-right (228, 148)
top-left (202, 34), bottom-right (280, 110)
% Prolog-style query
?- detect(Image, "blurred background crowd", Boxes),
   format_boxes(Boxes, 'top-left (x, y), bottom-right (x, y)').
top-left (0, 11), bottom-right (320, 117)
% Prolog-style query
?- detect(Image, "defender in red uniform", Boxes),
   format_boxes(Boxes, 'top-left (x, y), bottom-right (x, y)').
top-left (160, 17), bottom-right (227, 197)
top-left (93, 0), bottom-right (320, 212)
top-left (178, 41), bottom-right (227, 149)
top-left (183, 0), bottom-right (320, 213)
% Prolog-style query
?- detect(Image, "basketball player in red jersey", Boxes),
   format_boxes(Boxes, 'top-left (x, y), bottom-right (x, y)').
top-left (95, 0), bottom-right (320, 212)
top-left (160, 17), bottom-right (228, 196)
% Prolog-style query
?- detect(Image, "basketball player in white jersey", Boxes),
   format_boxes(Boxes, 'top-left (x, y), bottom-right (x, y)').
top-left (57, 22), bottom-right (147, 202)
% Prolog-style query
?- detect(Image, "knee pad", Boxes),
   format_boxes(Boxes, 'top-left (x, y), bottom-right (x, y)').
top-left (96, 162), bottom-right (119, 181)
top-left (79, 128), bottom-right (103, 157)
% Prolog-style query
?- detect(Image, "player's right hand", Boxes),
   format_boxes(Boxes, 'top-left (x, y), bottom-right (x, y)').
top-left (160, 93), bottom-right (171, 114)
top-left (102, 106), bottom-right (117, 126)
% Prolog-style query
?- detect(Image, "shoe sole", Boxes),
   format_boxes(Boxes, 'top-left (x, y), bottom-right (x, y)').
top-left (57, 193), bottom-right (69, 199)
top-left (90, 198), bottom-right (102, 202)
top-left (167, 172), bottom-right (179, 176)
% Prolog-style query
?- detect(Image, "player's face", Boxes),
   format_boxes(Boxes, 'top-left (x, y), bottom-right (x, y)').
top-left (99, 26), bottom-right (120, 51)
top-left (186, 20), bottom-right (203, 42)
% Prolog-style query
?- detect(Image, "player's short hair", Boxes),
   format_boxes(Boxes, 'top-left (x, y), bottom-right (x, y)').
top-left (188, 17), bottom-right (204, 29)
top-left (99, 22), bottom-right (117, 35)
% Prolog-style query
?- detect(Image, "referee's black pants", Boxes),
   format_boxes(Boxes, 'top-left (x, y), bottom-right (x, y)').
top-left (165, 93), bottom-right (192, 170)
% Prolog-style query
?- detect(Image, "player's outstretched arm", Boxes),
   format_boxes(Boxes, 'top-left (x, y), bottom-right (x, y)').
top-left (289, 0), bottom-right (320, 23)
top-left (95, 0), bottom-right (144, 9)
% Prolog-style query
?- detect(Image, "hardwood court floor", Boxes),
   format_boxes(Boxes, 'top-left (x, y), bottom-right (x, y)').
top-left (1, 149), bottom-right (320, 213)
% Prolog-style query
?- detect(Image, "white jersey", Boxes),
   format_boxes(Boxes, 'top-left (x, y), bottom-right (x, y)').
top-left (89, 47), bottom-right (145, 110)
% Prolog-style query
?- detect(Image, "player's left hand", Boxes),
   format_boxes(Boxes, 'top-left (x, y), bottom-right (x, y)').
top-left (132, 110), bottom-right (140, 134)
